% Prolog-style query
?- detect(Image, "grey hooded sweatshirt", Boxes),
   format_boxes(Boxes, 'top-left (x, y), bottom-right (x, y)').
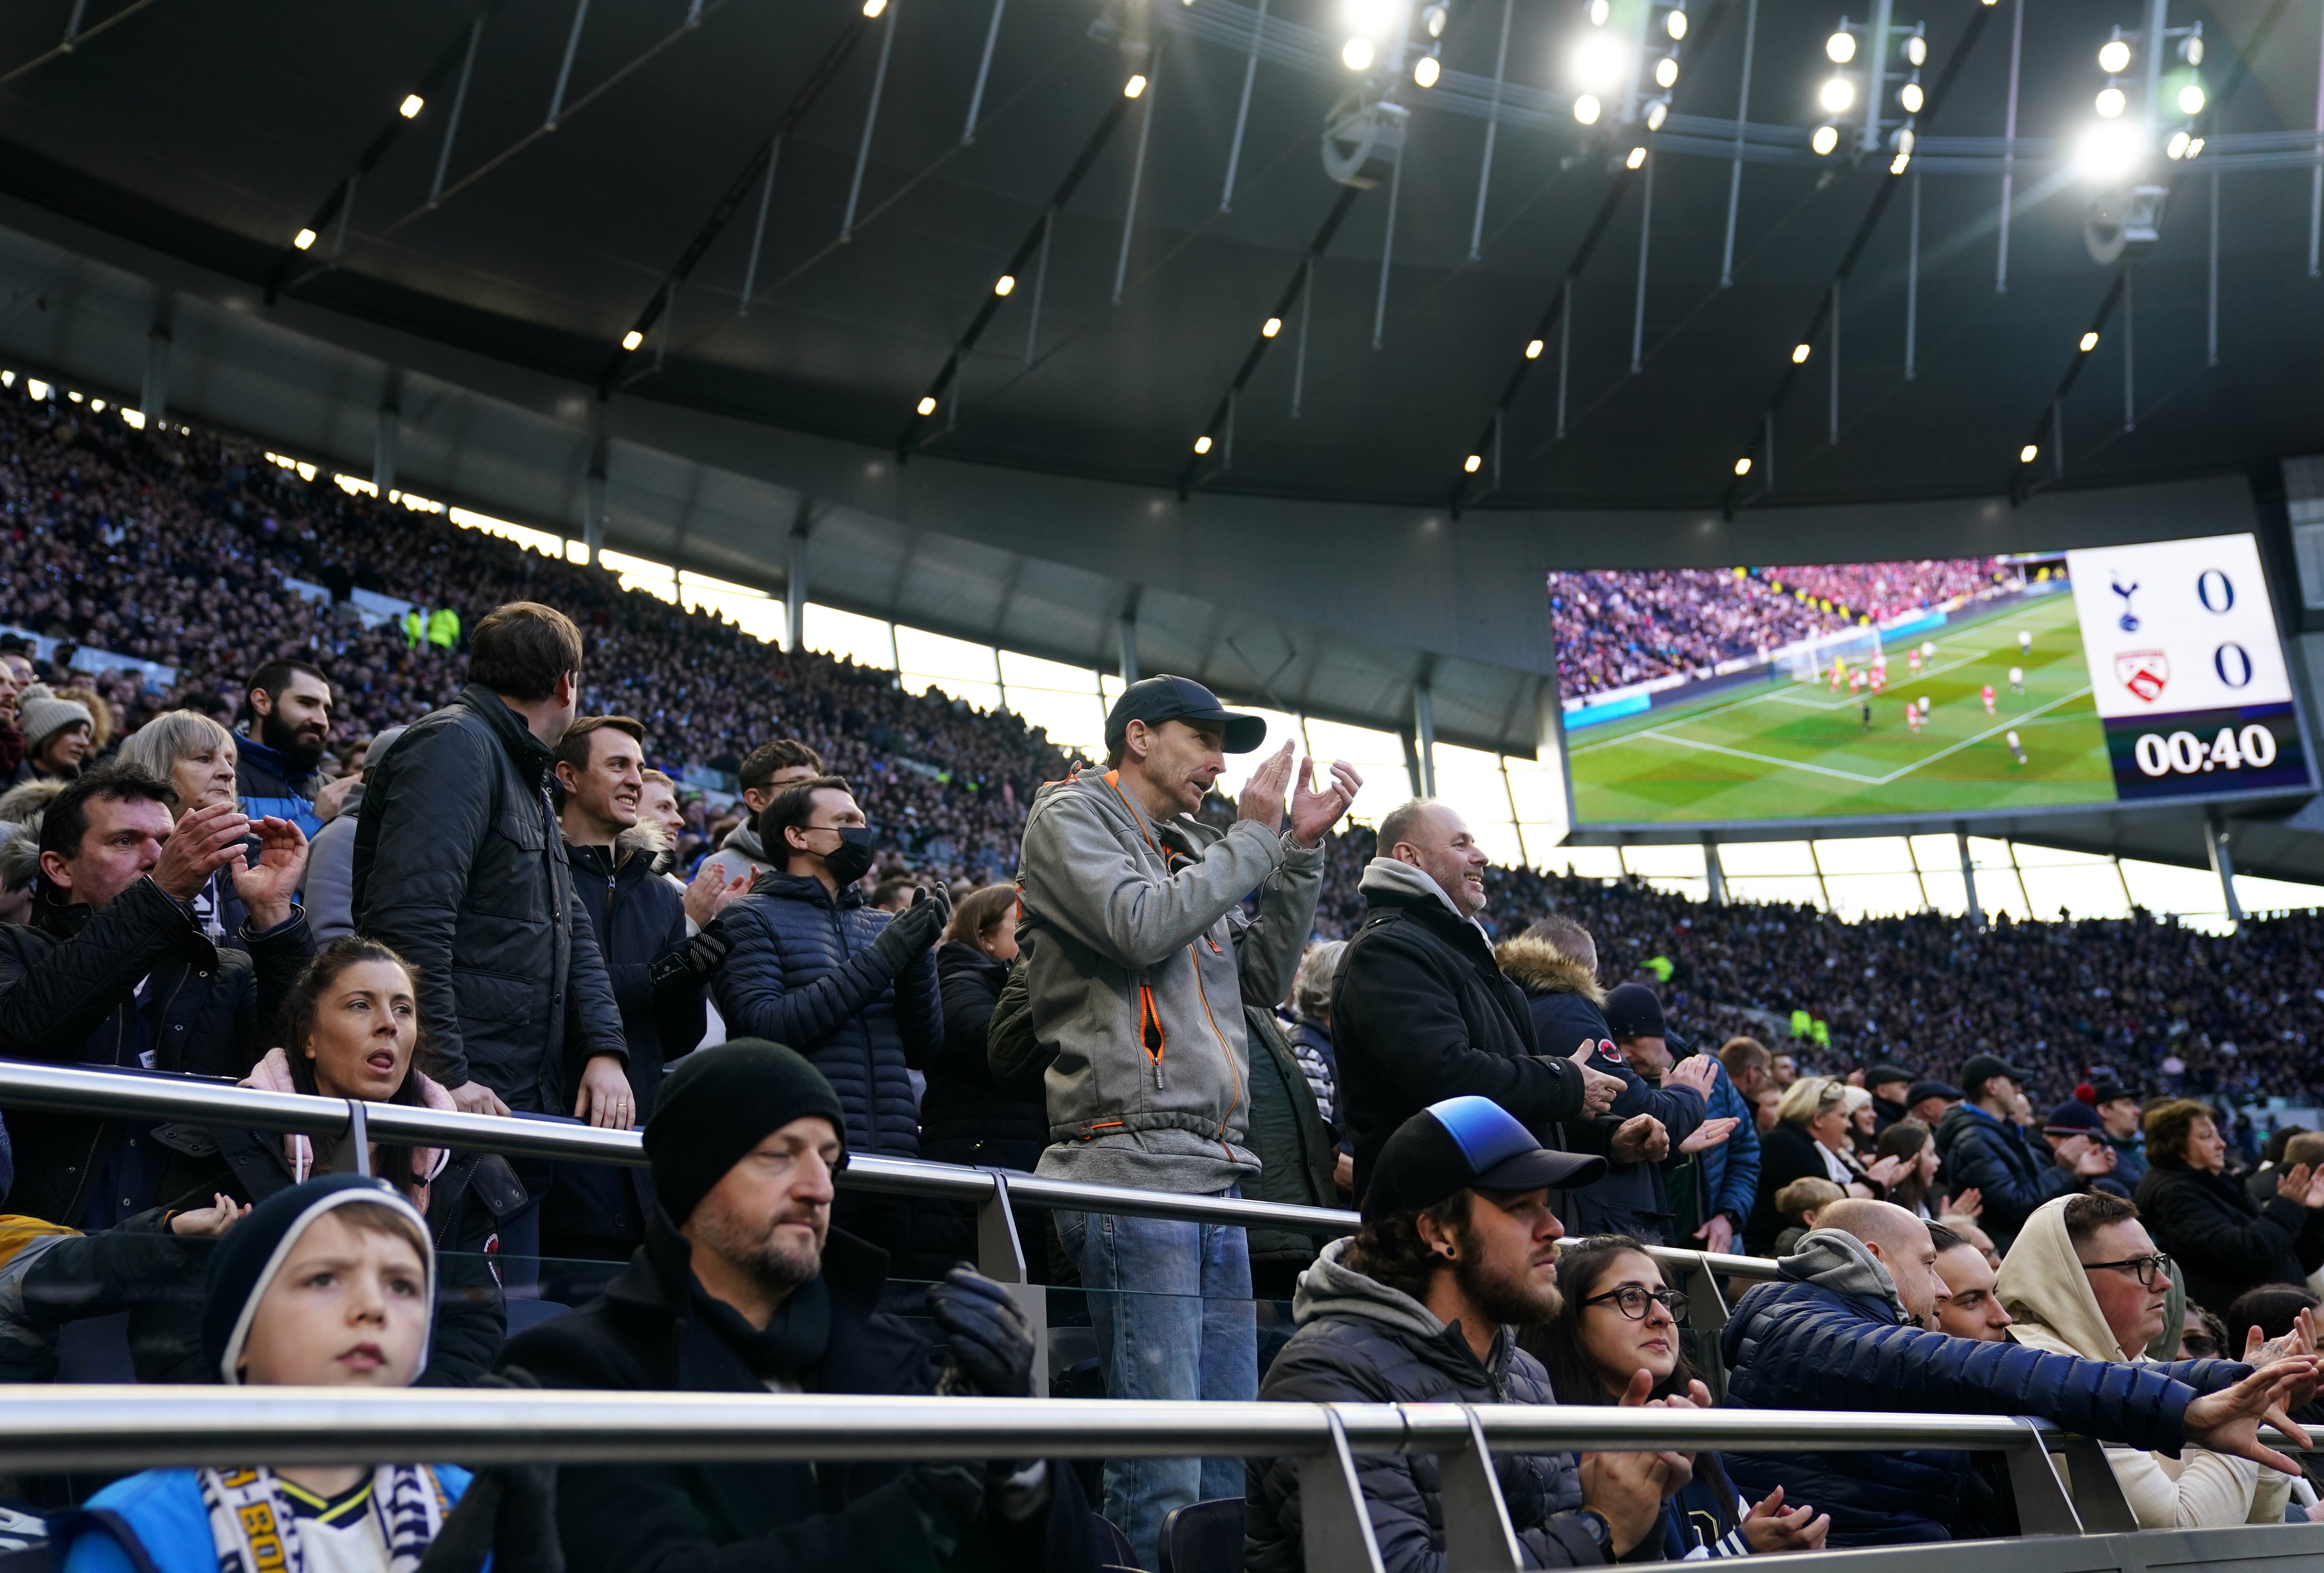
top-left (1247, 1239), bottom-right (1598, 1573)
top-left (1017, 769), bottom-right (1324, 1194)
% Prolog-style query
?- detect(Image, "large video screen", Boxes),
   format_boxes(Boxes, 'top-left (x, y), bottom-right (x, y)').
top-left (1552, 533), bottom-right (2314, 828)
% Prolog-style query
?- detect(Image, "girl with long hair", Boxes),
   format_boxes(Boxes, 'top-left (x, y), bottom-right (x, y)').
top-left (1522, 1236), bottom-right (1830, 1558)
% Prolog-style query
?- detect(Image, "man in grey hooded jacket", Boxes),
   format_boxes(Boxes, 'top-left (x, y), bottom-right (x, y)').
top-left (1015, 675), bottom-right (1356, 1567)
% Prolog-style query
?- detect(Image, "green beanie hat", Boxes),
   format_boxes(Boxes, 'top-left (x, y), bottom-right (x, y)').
top-left (643, 1040), bottom-right (848, 1226)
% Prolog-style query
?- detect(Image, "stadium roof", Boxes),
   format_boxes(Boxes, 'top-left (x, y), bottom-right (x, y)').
top-left (2, 0), bottom-right (2320, 513)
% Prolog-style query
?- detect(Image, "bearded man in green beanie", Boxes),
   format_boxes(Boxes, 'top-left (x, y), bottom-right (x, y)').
top-left (504, 1039), bottom-right (1098, 1573)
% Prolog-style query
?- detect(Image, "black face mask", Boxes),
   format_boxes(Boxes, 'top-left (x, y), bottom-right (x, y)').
top-left (818, 826), bottom-right (877, 887)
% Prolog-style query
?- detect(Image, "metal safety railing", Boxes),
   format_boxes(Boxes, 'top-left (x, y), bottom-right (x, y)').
top-left (0, 1059), bottom-right (1776, 1322)
top-left (13, 1388), bottom-right (2324, 1571)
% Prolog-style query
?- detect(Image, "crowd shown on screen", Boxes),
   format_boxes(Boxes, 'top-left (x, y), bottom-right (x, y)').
top-left (4, 389), bottom-right (2323, 1573)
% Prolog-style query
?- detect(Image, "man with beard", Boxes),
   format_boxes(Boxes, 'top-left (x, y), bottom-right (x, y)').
top-left (503, 1041), bottom-right (1097, 1573)
top-left (1246, 1096), bottom-right (1691, 1573)
top-left (236, 658), bottom-right (335, 841)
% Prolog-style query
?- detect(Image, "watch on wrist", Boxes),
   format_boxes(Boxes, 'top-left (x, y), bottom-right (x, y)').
top-left (1577, 1509), bottom-right (1614, 1559)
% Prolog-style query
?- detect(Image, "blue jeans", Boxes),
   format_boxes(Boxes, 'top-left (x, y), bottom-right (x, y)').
top-left (1056, 1195), bottom-right (1256, 1572)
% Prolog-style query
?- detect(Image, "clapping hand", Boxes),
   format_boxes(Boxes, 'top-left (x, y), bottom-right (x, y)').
top-left (1610, 1114), bottom-right (1668, 1164)
top-left (2054, 1134), bottom-right (2118, 1178)
top-left (1679, 1117), bottom-right (1740, 1155)
top-left (1947, 1186), bottom-right (1984, 1219)
top-left (1864, 1153), bottom-right (1909, 1187)
top-left (2246, 1309), bottom-right (2322, 1409)
top-left (1569, 1040), bottom-right (1625, 1115)
top-left (1740, 1486), bottom-right (1830, 1553)
top-left (683, 863), bottom-right (755, 930)
top-left (1663, 1055), bottom-right (1718, 1100)
top-left (2276, 1163), bottom-right (2324, 1210)
top-left (150, 801), bottom-right (255, 903)
top-left (1287, 757), bottom-right (1362, 848)
top-left (1235, 743), bottom-right (1296, 833)
top-left (228, 815), bottom-right (310, 930)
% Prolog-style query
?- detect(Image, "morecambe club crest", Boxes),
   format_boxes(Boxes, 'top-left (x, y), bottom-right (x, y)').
top-left (2114, 650), bottom-right (2169, 704)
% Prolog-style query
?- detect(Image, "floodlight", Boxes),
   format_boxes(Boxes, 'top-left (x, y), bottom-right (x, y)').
top-left (1645, 99), bottom-right (1668, 129)
top-left (2097, 39), bottom-right (2131, 74)
top-left (2073, 120), bottom-right (2142, 181)
top-left (2095, 86), bottom-right (2126, 118)
top-left (1414, 54), bottom-right (1439, 86)
top-left (1464, 454), bottom-right (1482, 473)
top-left (2079, 331), bottom-right (2099, 351)
top-left (399, 94), bottom-right (425, 118)
top-left (1889, 151), bottom-right (1910, 173)
top-left (621, 329), bottom-right (645, 351)
top-left (1654, 55), bottom-right (1678, 87)
top-left (1734, 457), bottom-right (1752, 475)
top-left (2178, 83), bottom-right (2204, 114)
top-left (1588, 0), bottom-right (1610, 23)
top-left (1263, 317), bottom-right (1282, 338)
top-left (1626, 146), bottom-right (1646, 168)
top-left (1574, 94), bottom-right (1602, 124)
top-left (862, 0), bottom-right (886, 14)
top-left (1819, 76), bottom-right (1855, 114)
top-left (994, 275), bottom-right (1016, 296)
top-left (1792, 343), bottom-right (1812, 363)
top-left (2020, 443), bottom-right (2038, 462)
top-left (1573, 31), bottom-right (1626, 90)
top-left (1903, 35), bottom-right (1926, 66)
top-left (1826, 31), bottom-right (1856, 63)
top-left (1424, 4), bottom-right (1447, 37)
top-left (1194, 435), bottom-right (1213, 454)
top-left (1899, 81), bottom-right (1923, 113)
top-left (2183, 36), bottom-right (2203, 64)
top-left (1342, 37), bottom-right (1374, 69)
top-left (1124, 73), bottom-right (1148, 97)
top-left (917, 396), bottom-right (938, 416)
top-left (293, 228), bottom-right (317, 251)
top-left (2166, 129), bottom-right (2191, 159)
top-left (1812, 124), bottom-right (1840, 155)
top-left (1525, 338), bottom-right (1544, 358)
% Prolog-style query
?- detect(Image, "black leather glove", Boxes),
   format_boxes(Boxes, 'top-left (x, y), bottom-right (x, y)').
top-left (929, 1265), bottom-right (1035, 1398)
top-left (648, 916), bottom-right (730, 993)
top-left (419, 1370), bottom-right (564, 1573)
top-left (868, 882), bottom-right (948, 973)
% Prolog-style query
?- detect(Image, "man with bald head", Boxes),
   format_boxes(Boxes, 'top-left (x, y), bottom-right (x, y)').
top-left (1720, 1198), bottom-right (2318, 1545)
top-left (1333, 799), bottom-right (1619, 1195)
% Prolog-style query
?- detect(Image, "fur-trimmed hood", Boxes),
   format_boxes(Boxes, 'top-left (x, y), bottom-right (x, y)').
top-left (1492, 934), bottom-right (1605, 1004)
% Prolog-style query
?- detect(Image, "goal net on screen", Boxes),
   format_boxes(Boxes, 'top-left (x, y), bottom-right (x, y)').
top-left (1783, 623), bottom-right (1884, 683)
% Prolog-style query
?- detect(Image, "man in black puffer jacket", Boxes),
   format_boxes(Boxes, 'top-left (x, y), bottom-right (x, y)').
top-left (1332, 801), bottom-right (1622, 1199)
top-left (1250, 1094), bottom-right (1697, 1573)
top-left (1721, 1197), bottom-right (2313, 1546)
top-left (713, 774), bottom-right (943, 1266)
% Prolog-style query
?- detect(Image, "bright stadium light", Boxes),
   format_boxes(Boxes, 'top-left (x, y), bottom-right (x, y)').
top-left (1645, 99), bottom-right (1668, 129)
top-left (1819, 76), bottom-right (1856, 114)
top-left (1792, 343), bottom-right (1812, 363)
top-left (293, 228), bottom-right (317, 250)
top-left (1342, 37), bottom-right (1374, 70)
top-left (1414, 54), bottom-right (1440, 86)
top-left (620, 329), bottom-right (645, 351)
top-left (2020, 444), bottom-right (2039, 462)
top-left (1654, 56), bottom-right (1678, 87)
top-left (1899, 81), bottom-right (1924, 113)
top-left (1263, 317), bottom-right (1283, 337)
top-left (994, 275), bottom-right (1016, 296)
top-left (1734, 457), bottom-right (1752, 475)
top-left (2080, 331), bottom-right (2099, 351)
top-left (2166, 129), bottom-right (2192, 159)
top-left (1626, 146), bottom-right (1647, 168)
top-left (1464, 453), bottom-right (1482, 472)
top-left (1667, 9), bottom-right (1687, 39)
top-left (1194, 434), bottom-right (1213, 454)
top-left (917, 395), bottom-right (938, 415)
top-left (2178, 83), bottom-right (2205, 114)
top-left (1812, 124), bottom-right (1840, 155)
top-left (2095, 86), bottom-right (2126, 118)
top-left (1573, 30), bottom-right (1627, 92)
top-left (1525, 338), bottom-right (1544, 358)
top-left (399, 94), bottom-right (425, 118)
top-left (2074, 120), bottom-right (2143, 180)
top-left (1826, 31), bottom-right (1856, 63)
top-left (1903, 35), bottom-right (1927, 66)
top-left (1574, 94), bottom-right (1602, 124)
top-left (2097, 38), bottom-right (2131, 74)
top-left (1123, 73), bottom-right (1148, 97)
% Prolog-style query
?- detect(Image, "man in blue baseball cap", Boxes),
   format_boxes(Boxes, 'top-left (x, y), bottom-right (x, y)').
top-left (1247, 1096), bottom-right (1696, 1573)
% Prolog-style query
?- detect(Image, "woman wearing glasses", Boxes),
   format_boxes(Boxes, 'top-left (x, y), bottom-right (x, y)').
top-left (1524, 1236), bottom-right (1830, 1558)
top-left (1996, 1191), bottom-right (2315, 1528)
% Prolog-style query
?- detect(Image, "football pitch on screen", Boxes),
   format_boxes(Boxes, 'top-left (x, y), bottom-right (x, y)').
top-left (1567, 590), bottom-right (2114, 825)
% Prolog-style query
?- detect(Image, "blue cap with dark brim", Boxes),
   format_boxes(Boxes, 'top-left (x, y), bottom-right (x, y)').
top-left (1361, 1095), bottom-right (1606, 1221)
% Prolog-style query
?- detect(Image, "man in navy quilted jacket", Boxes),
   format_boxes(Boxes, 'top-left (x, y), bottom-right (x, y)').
top-left (713, 774), bottom-right (943, 1270)
top-left (1721, 1197), bottom-right (2316, 1546)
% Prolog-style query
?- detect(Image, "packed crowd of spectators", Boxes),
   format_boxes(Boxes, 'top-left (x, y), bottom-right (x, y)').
top-left (0, 389), bottom-right (1078, 882)
top-left (1548, 558), bottom-right (2009, 700)
top-left (6, 386), bottom-right (2324, 1573)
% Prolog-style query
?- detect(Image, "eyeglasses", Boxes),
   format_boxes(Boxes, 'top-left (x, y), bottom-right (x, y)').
top-left (2079, 1253), bottom-right (2172, 1288)
top-left (1583, 1285), bottom-right (1691, 1322)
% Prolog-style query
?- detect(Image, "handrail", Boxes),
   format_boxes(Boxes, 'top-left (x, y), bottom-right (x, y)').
top-left (0, 1059), bottom-right (1780, 1306)
top-left (0, 1388), bottom-right (2066, 1472)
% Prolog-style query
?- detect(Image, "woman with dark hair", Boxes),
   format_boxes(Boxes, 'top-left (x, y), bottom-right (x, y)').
top-left (1521, 1236), bottom-right (1830, 1558)
top-left (1875, 1119), bottom-right (1944, 1219)
top-left (2135, 1098), bottom-right (2324, 1317)
top-left (213, 935), bottom-right (525, 1384)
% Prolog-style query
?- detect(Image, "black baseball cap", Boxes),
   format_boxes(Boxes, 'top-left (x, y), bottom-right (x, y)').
top-left (2088, 1081), bottom-right (2137, 1106)
top-left (1104, 674), bottom-right (1266, 755)
top-left (1603, 982), bottom-right (1689, 1054)
top-left (1906, 1079), bottom-right (1963, 1108)
top-left (1865, 1063), bottom-right (1914, 1092)
top-left (1959, 1054), bottom-right (2031, 1098)
top-left (1361, 1096), bottom-right (1606, 1221)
